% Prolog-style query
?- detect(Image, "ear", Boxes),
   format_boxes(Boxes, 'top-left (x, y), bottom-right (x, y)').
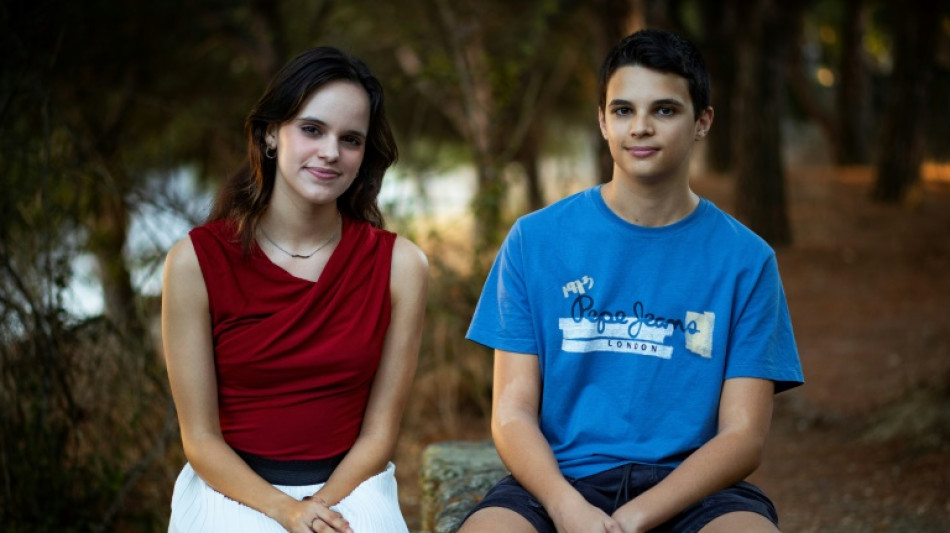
top-left (265, 124), bottom-right (279, 148)
top-left (695, 106), bottom-right (714, 140)
top-left (598, 107), bottom-right (608, 140)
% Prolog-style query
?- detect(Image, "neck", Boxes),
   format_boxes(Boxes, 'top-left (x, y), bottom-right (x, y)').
top-left (601, 179), bottom-right (698, 227)
top-left (259, 205), bottom-right (341, 250)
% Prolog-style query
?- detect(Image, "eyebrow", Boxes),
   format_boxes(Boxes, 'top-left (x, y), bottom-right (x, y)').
top-left (607, 98), bottom-right (686, 108)
top-left (296, 116), bottom-right (367, 138)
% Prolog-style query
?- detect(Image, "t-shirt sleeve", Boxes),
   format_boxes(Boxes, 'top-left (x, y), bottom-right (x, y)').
top-left (466, 222), bottom-right (539, 354)
top-left (725, 253), bottom-right (804, 393)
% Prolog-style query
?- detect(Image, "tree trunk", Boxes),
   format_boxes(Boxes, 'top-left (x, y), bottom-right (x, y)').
top-left (784, 2), bottom-right (840, 161)
top-left (87, 176), bottom-right (139, 331)
top-left (871, 0), bottom-right (939, 202)
top-left (699, 0), bottom-right (738, 174)
top-left (836, 0), bottom-right (872, 165)
top-left (733, 0), bottom-right (792, 246)
top-left (74, 77), bottom-right (143, 333)
top-left (593, 0), bottom-right (640, 183)
top-left (518, 124), bottom-right (545, 212)
top-left (471, 159), bottom-right (506, 258)
top-left (643, 0), bottom-right (687, 32)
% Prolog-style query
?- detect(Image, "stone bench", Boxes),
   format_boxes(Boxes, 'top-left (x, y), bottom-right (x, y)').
top-left (418, 440), bottom-right (508, 533)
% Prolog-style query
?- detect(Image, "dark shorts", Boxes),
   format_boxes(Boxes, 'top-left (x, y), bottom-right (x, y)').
top-left (462, 463), bottom-right (778, 533)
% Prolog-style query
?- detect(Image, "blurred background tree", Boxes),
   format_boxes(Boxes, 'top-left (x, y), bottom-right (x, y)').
top-left (1, 0), bottom-right (948, 530)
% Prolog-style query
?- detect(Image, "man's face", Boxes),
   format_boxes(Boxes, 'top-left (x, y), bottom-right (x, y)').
top-left (598, 65), bottom-right (712, 186)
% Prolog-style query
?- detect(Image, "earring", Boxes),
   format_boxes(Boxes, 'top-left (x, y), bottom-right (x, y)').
top-left (265, 146), bottom-right (277, 159)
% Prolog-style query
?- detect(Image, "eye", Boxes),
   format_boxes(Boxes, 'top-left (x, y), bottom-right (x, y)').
top-left (342, 135), bottom-right (364, 148)
top-left (656, 106), bottom-right (676, 117)
top-left (612, 106), bottom-right (633, 117)
top-left (301, 124), bottom-right (322, 136)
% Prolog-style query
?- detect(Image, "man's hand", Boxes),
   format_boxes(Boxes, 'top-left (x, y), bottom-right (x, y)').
top-left (611, 497), bottom-right (655, 533)
top-left (548, 491), bottom-right (625, 533)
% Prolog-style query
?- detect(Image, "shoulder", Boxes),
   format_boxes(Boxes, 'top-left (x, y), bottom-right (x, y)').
top-left (700, 199), bottom-right (775, 258)
top-left (390, 235), bottom-right (429, 304)
top-left (349, 218), bottom-right (400, 249)
top-left (162, 235), bottom-right (209, 308)
top-left (391, 235), bottom-right (428, 281)
top-left (510, 187), bottom-right (597, 238)
top-left (164, 235), bottom-right (201, 275)
top-left (524, 187), bottom-right (594, 222)
top-left (163, 234), bottom-right (210, 291)
top-left (185, 219), bottom-right (242, 256)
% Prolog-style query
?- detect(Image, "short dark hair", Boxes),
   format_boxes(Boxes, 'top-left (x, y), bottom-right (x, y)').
top-left (210, 46), bottom-right (397, 252)
top-left (598, 29), bottom-right (711, 119)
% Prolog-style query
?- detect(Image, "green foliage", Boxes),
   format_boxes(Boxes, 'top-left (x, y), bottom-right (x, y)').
top-left (0, 228), bottom-right (176, 531)
top-left (0, 4), bottom-right (197, 528)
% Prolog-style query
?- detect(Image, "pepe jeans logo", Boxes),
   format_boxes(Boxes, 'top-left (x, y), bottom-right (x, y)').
top-left (558, 280), bottom-right (714, 359)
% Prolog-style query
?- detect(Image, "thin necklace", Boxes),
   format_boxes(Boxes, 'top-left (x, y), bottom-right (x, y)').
top-left (259, 223), bottom-right (338, 259)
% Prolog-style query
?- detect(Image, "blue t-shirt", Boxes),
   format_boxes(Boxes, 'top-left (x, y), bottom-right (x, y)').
top-left (466, 186), bottom-right (804, 479)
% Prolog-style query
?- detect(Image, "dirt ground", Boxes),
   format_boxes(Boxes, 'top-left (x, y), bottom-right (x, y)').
top-left (395, 165), bottom-right (950, 532)
top-left (738, 167), bottom-right (950, 533)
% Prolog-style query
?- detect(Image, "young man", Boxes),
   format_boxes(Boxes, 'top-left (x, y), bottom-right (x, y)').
top-left (458, 29), bottom-right (804, 533)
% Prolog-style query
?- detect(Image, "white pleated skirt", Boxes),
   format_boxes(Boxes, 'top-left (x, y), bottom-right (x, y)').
top-left (168, 462), bottom-right (409, 533)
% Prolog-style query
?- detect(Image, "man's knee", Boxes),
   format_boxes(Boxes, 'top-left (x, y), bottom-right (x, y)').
top-left (457, 507), bottom-right (539, 533)
top-left (699, 511), bottom-right (780, 533)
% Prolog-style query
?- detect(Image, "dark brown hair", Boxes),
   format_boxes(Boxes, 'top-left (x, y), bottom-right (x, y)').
top-left (599, 29), bottom-right (711, 119)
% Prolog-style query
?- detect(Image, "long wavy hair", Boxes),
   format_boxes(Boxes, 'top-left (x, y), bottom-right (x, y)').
top-left (208, 46), bottom-right (398, 252)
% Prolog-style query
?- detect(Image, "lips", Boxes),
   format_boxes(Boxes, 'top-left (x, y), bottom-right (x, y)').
top-left (628, 146), bottom-right (659, 158)
top-left (306, 166), bottom-right (341, 180)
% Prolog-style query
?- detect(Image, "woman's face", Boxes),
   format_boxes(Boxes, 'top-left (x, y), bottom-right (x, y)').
top-left (267, 80), bottom-right (371, 209)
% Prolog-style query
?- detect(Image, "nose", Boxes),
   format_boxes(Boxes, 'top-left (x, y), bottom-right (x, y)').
top-left (318, 136), bottom-right (340, 162)
top-left (630, 113), bottom-right (654, 137)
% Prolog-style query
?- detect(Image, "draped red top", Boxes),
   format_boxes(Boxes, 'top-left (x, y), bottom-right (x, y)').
top-left (189, 216), bottom-right (395, 460)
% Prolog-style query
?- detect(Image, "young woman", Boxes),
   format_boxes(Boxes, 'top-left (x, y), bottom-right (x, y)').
top-left (162, 46), bottom-right (428, 533)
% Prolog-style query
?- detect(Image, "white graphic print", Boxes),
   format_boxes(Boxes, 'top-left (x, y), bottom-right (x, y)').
top-left (559, 318), bottom-right (675, 358)
top-left (558, 276), bottom-right (715, 360)
top-left (685, 311), bottom-right (715, 358)
top-left (562, 276), bottom-right (595, 297)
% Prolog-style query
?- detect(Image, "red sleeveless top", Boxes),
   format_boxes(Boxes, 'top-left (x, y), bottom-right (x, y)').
top-left (189, 217), bottom-right (395, 460)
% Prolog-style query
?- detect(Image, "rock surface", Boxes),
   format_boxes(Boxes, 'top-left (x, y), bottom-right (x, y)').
top-left (419, 440), bottom-right (508, 533)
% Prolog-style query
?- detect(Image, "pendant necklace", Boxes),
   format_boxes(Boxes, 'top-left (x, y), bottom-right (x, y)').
top-left (259, 224), bottom-right (338, 259)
